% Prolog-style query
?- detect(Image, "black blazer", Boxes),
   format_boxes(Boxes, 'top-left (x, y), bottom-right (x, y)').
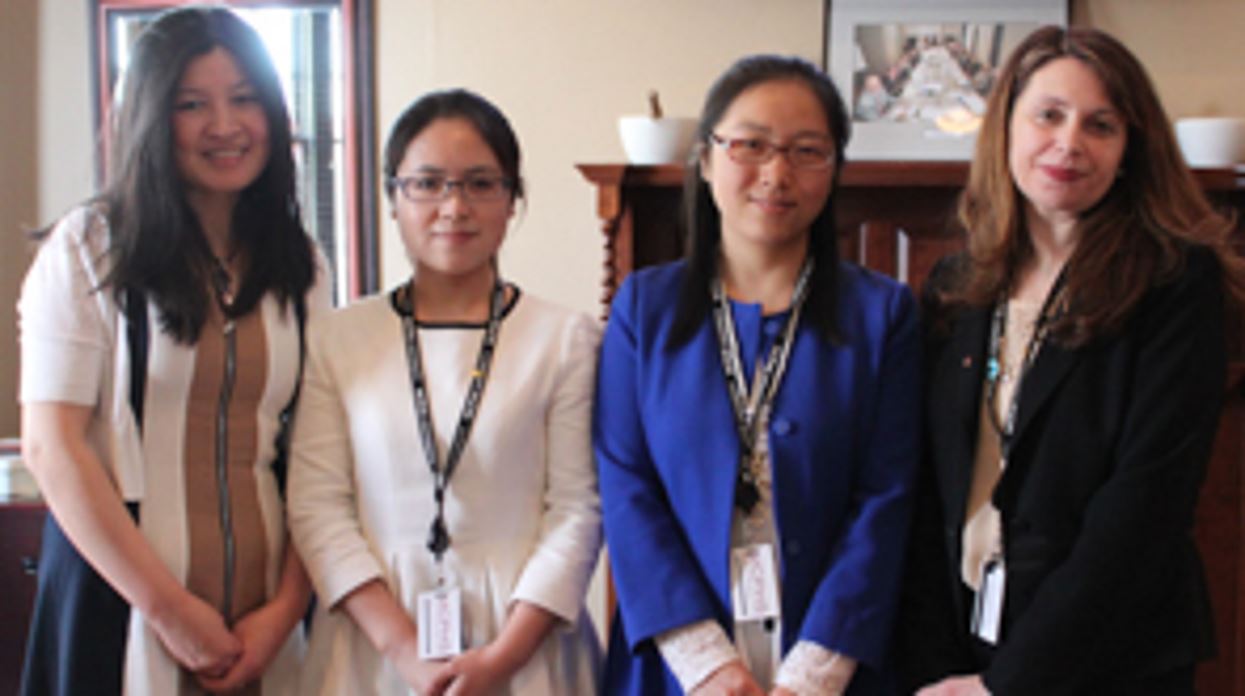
top-left (897, 249), bottom-right (1222, 695)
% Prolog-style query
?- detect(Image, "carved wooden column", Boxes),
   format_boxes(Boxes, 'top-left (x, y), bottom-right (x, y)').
top-left (576, 164), bottom-right (684, 319)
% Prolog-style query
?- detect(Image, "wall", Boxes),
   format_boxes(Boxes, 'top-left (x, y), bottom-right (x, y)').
top-left (372, 0), bottom-right (825, 309)
top-left (20, 0), bottom-right (1245, 315)
top-left (372, 0), bottom-right (1245, 309)
top-left (0, 0), bottom-right (40, 436)
top-left (1072, 0), bottom-right (1245, 118)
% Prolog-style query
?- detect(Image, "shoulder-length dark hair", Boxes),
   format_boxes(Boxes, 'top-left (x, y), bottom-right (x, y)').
top-left (952, 25), bottom-right (1245, 345)
top-left (382, 88), bottom-right (525, 204)
top-left (100, 6), bottom-right (314, 343)
top-left (668, 54), bottom-right (851, 349)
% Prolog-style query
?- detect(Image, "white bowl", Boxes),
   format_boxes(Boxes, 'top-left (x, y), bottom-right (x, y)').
top-left (1175, 117), bottom-right (1245, 167)
top-left (618, 116), bottom-right (698, 165)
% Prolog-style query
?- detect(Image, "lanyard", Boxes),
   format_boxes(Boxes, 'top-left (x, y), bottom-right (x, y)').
top-left (401, 280), bottom-right (506, 564)
top-left (711, 258), bottom-right (813, 514)
top-left (984, 270), bottom-right (1066, 462)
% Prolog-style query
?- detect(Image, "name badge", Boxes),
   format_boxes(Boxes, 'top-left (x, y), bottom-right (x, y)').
top-left (971, 558), bottom-right (1005, 645)
top-left (417, 586), bottom-right (463, 660)
top-left (731, 543), bottom-right (781, 622)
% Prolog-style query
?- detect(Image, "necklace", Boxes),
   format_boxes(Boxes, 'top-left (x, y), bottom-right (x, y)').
top-left (208, 248), bottom-right (239, 312)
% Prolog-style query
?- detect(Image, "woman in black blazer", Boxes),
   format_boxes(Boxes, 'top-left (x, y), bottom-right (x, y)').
top-left (897, 26), bottom-right (1245, 696)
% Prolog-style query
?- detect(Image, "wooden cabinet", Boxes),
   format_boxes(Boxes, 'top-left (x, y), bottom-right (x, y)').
top-left (0, 501), bottom-right (46, 693)
top-left (579, 161), bottom-right (1245, 695)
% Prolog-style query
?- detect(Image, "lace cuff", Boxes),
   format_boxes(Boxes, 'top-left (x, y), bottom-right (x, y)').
top-left (654, 619), bottom-right (739, 692)
top-left (774, 641), bottom-right (857, 696)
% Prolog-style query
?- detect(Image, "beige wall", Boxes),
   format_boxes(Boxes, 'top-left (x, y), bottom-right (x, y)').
top-left (373, 0), bottom-right (825, 310)
top-left (371, 0), bottom-right (1245, 310)
top-left (36, 0), bottom-right (95, 223)
top-left (1073, 0), bottom-right (1245, 119)
top-left (0, 0), bottom-right (40, 436)
top-left (21, 0), bottom-right (1245, 318)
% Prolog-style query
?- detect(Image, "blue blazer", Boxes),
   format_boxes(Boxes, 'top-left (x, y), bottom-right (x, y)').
top-left (595, 260), bottom-right (920, 694)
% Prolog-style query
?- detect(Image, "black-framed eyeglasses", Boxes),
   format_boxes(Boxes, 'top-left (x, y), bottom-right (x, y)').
top-left (390, 173), bottom-right (513, 203)
top-left (708, 133), bottom-right (836, 171)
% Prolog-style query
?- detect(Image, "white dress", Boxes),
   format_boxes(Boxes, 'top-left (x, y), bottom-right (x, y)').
top-left (19, 206), bottom-right (332, 695)
top-left (289, 288), bottom-right (603, 695)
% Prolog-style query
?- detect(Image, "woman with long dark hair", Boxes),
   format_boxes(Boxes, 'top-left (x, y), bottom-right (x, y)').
top-left (899, 26), bottom-right (1245, 695)
top-left (596, 54), bottom-right (919, 695)
top-left (18, 7), bottom-right (329, 694)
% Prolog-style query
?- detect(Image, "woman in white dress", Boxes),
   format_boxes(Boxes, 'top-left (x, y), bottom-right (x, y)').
top-left (289, 89), bottom-right (603, 695)
top-left (18, 8), bottom-right (329, 695)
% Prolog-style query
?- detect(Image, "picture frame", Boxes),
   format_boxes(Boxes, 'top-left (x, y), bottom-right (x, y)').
top-left (826, 0), bottom-right (1067, 160)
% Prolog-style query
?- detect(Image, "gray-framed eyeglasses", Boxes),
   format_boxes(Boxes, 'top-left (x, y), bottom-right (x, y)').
top-left (708, 133), bottom-right (836, 171)
top-left (390, 173), bottom-right (513, 203)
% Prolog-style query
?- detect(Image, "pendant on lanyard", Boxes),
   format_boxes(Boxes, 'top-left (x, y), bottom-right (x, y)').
top-left (983, 269), bottom-right (1067, 462)
top-left (711, 259), bottom-right (813, 515)
top-left (401, 279), bottom-right (506, 564)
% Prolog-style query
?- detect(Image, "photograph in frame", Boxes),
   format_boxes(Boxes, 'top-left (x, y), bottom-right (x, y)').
top-left (826, 0), bottom-right (1067, 160)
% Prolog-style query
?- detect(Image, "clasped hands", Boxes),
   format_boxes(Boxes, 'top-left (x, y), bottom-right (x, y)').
top-left (391, 639), bottom-right (516, 696)
top-left (147, 592), bottom-right (298, 694)
top-left (688, 660), bottom-right (804, 696)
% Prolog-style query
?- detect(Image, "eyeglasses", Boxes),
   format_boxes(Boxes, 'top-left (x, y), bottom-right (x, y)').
top-left (708, 133), bottom-right (836, 171)
top-left (390, 173), bottom-right (513, 203)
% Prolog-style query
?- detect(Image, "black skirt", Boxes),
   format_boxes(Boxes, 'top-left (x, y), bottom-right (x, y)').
top-left (20, 504), bottom-right (137, 696)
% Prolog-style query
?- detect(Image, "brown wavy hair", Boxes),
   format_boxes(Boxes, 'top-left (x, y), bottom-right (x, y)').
top-left (951, 25), bottom-right (1244, 345)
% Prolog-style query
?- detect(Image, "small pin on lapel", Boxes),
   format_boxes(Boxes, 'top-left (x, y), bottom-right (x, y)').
top-left (962, 355), bottom-right (973, 368)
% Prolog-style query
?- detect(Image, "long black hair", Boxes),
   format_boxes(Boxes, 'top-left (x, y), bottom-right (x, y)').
top-left (100, 7), bottom-right (314, 343)
top-left (668, 54), bottom-right (851, 349)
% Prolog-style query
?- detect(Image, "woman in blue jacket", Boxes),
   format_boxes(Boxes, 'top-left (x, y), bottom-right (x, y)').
top-left (595, 54), bottom-right (919, 695)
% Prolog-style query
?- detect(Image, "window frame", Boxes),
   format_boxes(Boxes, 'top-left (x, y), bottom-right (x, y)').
top-left (89, 0), bottom-right (379, 300)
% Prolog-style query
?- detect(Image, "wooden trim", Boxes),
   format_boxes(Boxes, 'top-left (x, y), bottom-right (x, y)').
top-left (579, 161), bottom-right (1245, 191)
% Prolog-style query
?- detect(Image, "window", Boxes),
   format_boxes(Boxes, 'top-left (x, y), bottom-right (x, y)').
top-left (92, 0), bottom-right (378, 303)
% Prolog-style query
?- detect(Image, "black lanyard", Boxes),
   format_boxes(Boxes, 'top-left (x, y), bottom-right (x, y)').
top-left (711, 258), bottom-right (812, 514)
top-left (984, 270), bottom-right (1066, 462)
top-left (401, 280), bottom-right (506, 563)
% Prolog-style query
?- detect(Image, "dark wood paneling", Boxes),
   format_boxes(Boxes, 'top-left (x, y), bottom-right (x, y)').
top-left (0, 502), bottom-right (46, 693)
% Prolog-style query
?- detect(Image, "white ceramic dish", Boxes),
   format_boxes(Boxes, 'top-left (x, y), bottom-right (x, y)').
top-left (618, 116), bottom-right (698, 165)
top-left (1175, 117), bottom-right (1245, 167)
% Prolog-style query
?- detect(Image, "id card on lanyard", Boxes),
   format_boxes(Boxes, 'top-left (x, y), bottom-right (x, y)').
top-left (401, 280), bottom-right (506, 658)
top-left (974, 271), bottom-right (1065, 645)
top-left (711, 259), bottom-right (811, 624)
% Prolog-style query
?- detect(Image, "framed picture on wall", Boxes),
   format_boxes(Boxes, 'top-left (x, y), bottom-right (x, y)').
top-left (826, 0), bottom-right (1067, 160)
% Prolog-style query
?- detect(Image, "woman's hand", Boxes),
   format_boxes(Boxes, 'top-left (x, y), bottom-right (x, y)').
top-left (387, 638), bottom-right (456, 695)
top-left (193, 542), bottom-right (311, 692)
top-left (193, 599), bottom-right (299, 693)
top-left (435, 600), bottom-right (557, 695)
top-left (441, 645), bottom-right (515, 696)
top-left (691, 660), bottom-right (766, 696)
top-left (916, 674), bottom-right (990, 696)
top-left (146, 591), bottom-right (242, 676)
